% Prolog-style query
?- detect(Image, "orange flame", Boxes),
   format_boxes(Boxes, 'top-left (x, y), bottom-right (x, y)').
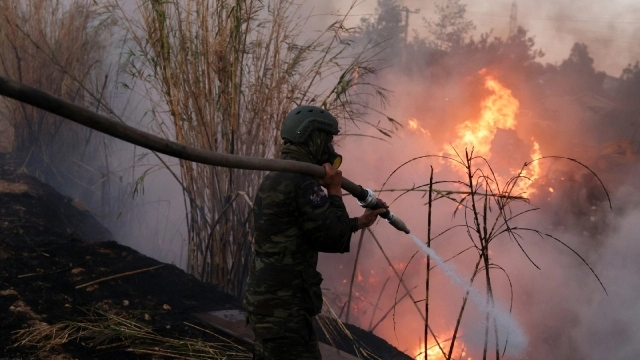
top-left (452, 75), bottom-right (519, 158)
top-left (405, 71), bottom-right (542, 195)
top-left (413, 340), bottom-right (472, 360)
top-left (448, 71), bottom-right (541, 197)
top-left (512, 138), bottom-right (542, 196)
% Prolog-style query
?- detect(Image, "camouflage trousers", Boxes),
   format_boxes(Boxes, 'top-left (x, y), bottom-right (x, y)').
top-left (247, 312), bottom-right (321, 360)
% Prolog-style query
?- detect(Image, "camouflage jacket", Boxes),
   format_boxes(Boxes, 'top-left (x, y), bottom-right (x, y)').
top-left (243, 153), bottom-right (357, 318)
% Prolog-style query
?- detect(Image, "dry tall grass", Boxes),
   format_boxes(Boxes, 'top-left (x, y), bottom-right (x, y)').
top-left (0, 0), bottom-right (114, 207)
top-left (11, 310), bottom-right (251, 359)
top-left (101, 0), bottom-right (393, 296)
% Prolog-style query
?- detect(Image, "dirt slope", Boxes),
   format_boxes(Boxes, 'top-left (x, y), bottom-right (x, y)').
top-left (0, 168), bottom-right (410, 360)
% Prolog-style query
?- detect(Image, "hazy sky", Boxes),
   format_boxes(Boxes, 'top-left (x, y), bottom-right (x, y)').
top-left (332, 0), bottom-right (640, 75)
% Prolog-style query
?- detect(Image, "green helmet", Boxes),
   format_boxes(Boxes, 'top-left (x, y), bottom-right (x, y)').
top-left (281, 105), bottom-right (339, 143)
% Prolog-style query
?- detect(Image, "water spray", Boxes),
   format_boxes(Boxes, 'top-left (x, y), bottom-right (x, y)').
top-left (0, 76), bottom-right (409, 234)
top-left (408, 233), bottom-right (528, 355)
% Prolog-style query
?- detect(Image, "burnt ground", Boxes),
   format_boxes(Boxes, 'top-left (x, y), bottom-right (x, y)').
top-left (0, 164), bottom-right (410, 359)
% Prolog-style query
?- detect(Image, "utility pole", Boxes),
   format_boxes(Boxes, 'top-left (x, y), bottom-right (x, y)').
top-left (400, 6), bottom-right (420, 45)
top-left (509, 0), bottom-right (518, 36)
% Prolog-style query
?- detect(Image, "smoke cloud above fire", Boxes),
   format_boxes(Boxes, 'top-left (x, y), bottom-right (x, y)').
top-left (327, 0), bottom-right (640, 75)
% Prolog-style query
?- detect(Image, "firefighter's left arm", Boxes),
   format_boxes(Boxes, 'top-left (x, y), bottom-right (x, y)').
top-left (296, 178), bottom-right (357, 253)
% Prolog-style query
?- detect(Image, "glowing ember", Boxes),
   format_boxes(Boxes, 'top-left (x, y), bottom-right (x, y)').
top-left (408, 118), bottom-right (429, 134)
top-left (414, 341), bottom-right (472, 360)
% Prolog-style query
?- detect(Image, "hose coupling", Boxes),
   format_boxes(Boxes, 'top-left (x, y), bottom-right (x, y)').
top-left (357, 188), bottom-right (377, 208)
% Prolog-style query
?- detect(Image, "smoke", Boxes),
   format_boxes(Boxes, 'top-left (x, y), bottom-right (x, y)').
top-left (511, 0), bottom-right (640, 74)
top-left (318, 70), bottom-right (636, 358)
top-left (325, 0), bottom-right (640, 75)
top-left (314, 2), bottom-right (640, 358)
top-left (67, 1), bottom-right (640, 358)
top-left (576, 205), bottom-right (640, 358)
top-left (107, 151), bottom-right (188, 269)
top-left (409, 233), bottom-right (528, 355)
top-left (20, 0), bottom-right (637, 358)
top-left (84, 1), bottom-right (639, 358)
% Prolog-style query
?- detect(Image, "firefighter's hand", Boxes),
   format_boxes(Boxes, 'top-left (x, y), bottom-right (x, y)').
top-left (317, 163), bottom-right (343, 196)
top-left (357, 199), bottom-right (388, 230)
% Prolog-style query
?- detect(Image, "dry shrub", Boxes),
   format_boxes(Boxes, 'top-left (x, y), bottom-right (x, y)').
top-left (0, 0), bottom-right (114, 206)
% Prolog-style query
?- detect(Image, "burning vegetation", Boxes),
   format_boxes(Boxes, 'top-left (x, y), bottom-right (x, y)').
top-left (2, 0), bottom-right (640, 359)
top-left (322, 1), bottom-right (640, 359)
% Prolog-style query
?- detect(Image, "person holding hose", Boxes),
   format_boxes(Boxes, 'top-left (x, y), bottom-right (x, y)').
top-left (243, 105), bottom-right (387, 359)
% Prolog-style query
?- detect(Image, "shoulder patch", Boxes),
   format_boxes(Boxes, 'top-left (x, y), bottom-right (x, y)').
top-left (301, 180), bottom-right (329, 207)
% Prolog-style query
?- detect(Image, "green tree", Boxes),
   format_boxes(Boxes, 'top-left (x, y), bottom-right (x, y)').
top-left (547, 42), bottom-right (606, 95)
top-left (358, 0), bottom-right (405, 62)
top-left (424, 0), bottom-right (475, 51)
top-left (617, 61), bottom-right (640, 110)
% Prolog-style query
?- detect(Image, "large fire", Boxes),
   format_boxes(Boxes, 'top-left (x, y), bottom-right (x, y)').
top-left (338, 71), bottom-right (541, 360)
top-left (410, 70), bottom-right (542, 197)
top-left (451, 74), bottom-right (518, 158)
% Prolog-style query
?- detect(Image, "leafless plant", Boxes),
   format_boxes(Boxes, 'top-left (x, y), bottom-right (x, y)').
top-left (341, 148), bottom-right (609, 359)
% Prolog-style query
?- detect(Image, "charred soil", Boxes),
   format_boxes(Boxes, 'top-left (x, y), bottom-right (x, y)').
top-left (0, 164), bottom-right (410, 360)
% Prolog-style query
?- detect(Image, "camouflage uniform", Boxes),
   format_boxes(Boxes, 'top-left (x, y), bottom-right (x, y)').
top-left (243, 143), bottom-right (358, 360)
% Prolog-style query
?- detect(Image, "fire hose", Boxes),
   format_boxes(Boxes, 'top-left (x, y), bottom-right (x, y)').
top-left (0, 76), bottom-right (410, 234)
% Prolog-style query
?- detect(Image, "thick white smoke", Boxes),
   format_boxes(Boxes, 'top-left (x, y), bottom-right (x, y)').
top-left (332, 0), bottom-right (640, 75)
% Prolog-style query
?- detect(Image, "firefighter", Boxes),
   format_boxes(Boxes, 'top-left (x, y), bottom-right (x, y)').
top-left (243, 105), bottom-right (386, 359)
